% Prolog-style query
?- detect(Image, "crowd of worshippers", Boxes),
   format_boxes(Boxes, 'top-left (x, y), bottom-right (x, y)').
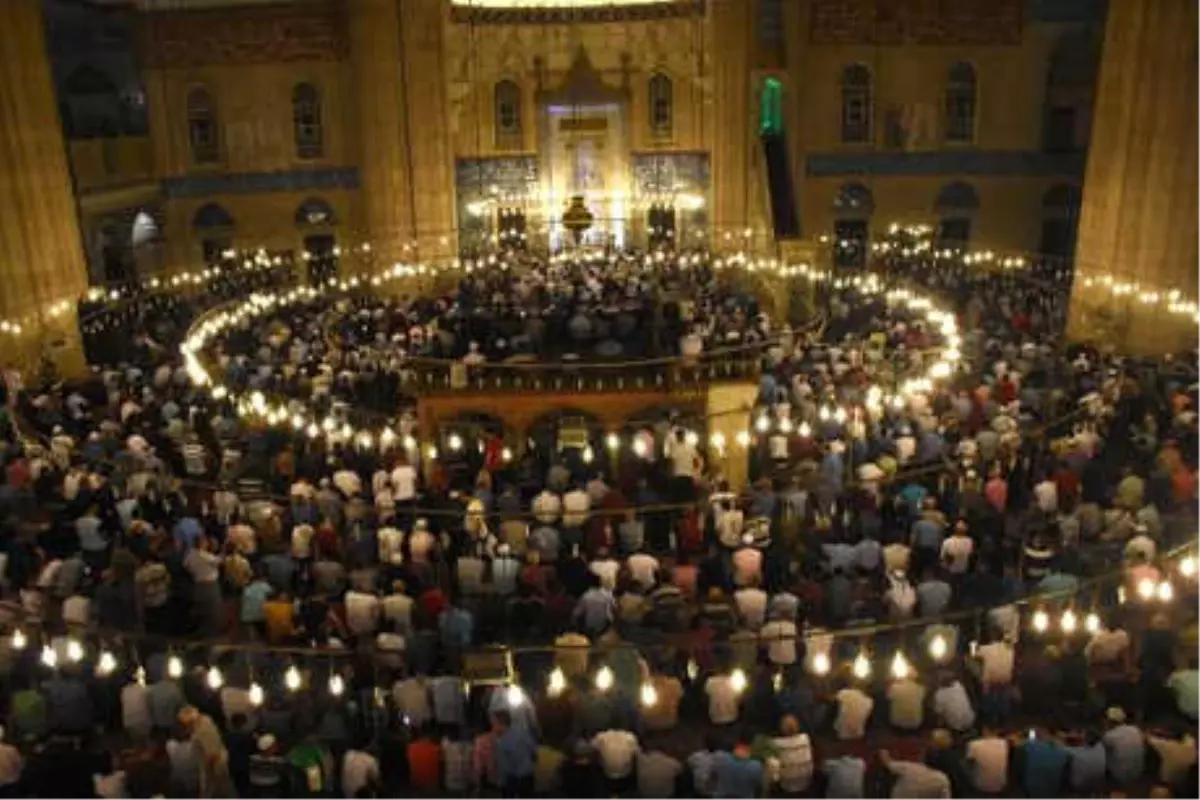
top-left (0, 255), bottom-right (1195, 797)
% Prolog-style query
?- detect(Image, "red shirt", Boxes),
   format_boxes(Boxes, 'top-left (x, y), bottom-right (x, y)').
top-left (407, 738), bottom-right (442, 792)
top-left (419, 588), bottom-right (448, 620)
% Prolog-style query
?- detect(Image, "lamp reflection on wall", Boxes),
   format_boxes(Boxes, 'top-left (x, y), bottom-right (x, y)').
top-left (678, 192), bottom-right (705, 211)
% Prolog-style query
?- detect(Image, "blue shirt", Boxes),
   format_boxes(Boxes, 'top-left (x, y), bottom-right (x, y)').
top-left (823, 756), bottom-right (866, 798)
top-left (911, 518), bottom-right (943, 550)
top-left (261, 553), bottom-right (295, 591)
top-left (1022, 739), bottom-right (1068, 797)
top-left (241, 580), bottom-right (272, 623)
top-left (172, 517), bottom-right (202, 551)
top-left (438, 608), bottom-right (474, 649)
top-left (822, 543), bottom-right (856, 572)
top-left (712, 752), bottom-right (763, 799)
top-left (495, 726), bottom-right (538, 782)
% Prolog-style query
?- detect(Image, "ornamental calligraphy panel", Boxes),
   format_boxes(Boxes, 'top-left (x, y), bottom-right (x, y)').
top-left (810, 0), bottom-right (1023, 45)
top-left (139, 2), bottom-right (349, 68)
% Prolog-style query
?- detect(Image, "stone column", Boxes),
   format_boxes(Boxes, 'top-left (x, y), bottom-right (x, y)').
top-left (350, 0), bottom-right (415, 263)
top-left (708, 0), bottom-right (752, 245)
top-left (1068, 0), bottom-right (1198, 354)
top-left (399, 0), bottom-right (458, 260)
top-left (0, 0), bottom-right (89, 376)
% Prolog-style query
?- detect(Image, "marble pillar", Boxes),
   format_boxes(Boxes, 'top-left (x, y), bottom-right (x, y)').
top-left (708, 0), bottom-right (752, 245)
top-left (350, 0), bottom-right (415, 263)
top-left (0, 0), bottom-right (89, 376)
top-left (1068, 0), bottom-right (1198, 354)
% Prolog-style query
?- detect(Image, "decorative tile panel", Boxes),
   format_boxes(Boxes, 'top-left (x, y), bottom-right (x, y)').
top-left (162, 168), bottom-right (359, 198)
top-left (631, 151), bottom-right (710, 196)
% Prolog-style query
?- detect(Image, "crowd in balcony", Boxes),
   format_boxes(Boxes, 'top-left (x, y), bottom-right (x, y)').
top-left (0, 250), bottom-right (1195, 798)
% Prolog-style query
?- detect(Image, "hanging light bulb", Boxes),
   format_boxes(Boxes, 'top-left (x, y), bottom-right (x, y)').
top-left (595, 666), bottom-right (614, 692)
top-left (1084, 612), bottom-right (1101, 634)
top-left (755, 416), bottom-right (770, 433)
top-left (928, 635), bottom-right (948, 662)
top-left (1157, 581), bottom-right (1174, 602)
top-left (547, 667), bottom-right (566, 698)
top-left (605, 433), bottom-right (620, 450)
top-left (632, 438), bottom-right (648, 458)
top-left (1180, 556), bottom-right (1197, 579)
top-left (890, 652), bottom-right (911, 680)
top-left (778, 418), bottom-right (793, 433)
top-left (207, 666), bottom-right (224, 690)
top-left (97, 650), bottom-right (118, 677)
top-left (811, 652), bottom-right (831, 676)
top-left (772, 671), bottom-right (784, 693)
top-left (709, 432), bottom-right (726, 451)
top-left (329, 674), bottom-right (345, 697)
top-left (11, 628), bottom-right (27, 650)
top-left (582, 446), bottom-right (594, 464)
top-left (1032, 610), bottom-right (1050, 633)
top-left (448, 433), bottom-right (463, 452)
top-left (506, 684), bottom-right (525, 707)
top-left (640, 682), bottom-right (659, 708)
top-left (249, 682), bottom-right (264, 707)
top-left (797, 421), bottom-right (812, 437)
top-left (135, 666), bottom-right (146, 686)
top-left (1061, 610), bottom-right (1078, 633)
top-left (285, 665), bottom-right (302, 692)
top-left (41, 645), bottom-right (57, 669)
top-left (66, 639), bottom-right (85, 663)
top-left (686, 658), bottom-right (700, 681)
top-left (167, 654), bottom-right (183, 679)
top-left (735, 431), bottom-right (751, 448)
top-left (852, 652), bottom-right (871, 680)
top-left (1137, 578), bottom-right (1156, 600)
top-left (730, 668), bottom-right (748, 694)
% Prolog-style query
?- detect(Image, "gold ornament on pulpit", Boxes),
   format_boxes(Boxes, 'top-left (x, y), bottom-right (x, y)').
top-left (561, 195), bottom-right (594, 246)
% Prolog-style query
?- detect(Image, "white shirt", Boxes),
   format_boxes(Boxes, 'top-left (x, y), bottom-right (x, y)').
top-left (378, 527), bottom-right (404, 565)
top-left (121, 682), bottom-right (152, 736)
top-left (63, 595), bottom-right (91, 627)
top-left (770, 733), bottom-right (812, 793)
top-left (1085, 628), bottom-right (1130, 664)
top-left (760, 620), bottom-right (798, 665)
top-left (664, 435), bottom-right (698, 478)
top-left (532, 491), bottom-right (562, 524)
top-left (966, 737), bottom-right (1009, 793)
top-left (734, 588), bottom-right (768, 630)
top-left (589, 559), bottom-right (620, 591)
top-left (883, 543), bottom-right (911, 573)
top-left (940, 535), bottom-right (974, 574)
top-left (834, 688), bottom-right (873, 740)
top-left (1034, 479), bottom-right (1058, 513)
top-left (382, 593), bottom-right (414, 631)
top-left (563, 489), bottom-right (591, 528)
top-left (704, 675), bottom-right (740, 724)
top-left (390, 465), bottom-right (417, 501)
top-left (977, 642), bottom-right (1015, 684)
top-left (887, 760), bottom-right (951, 798)
top-left (333, 469), bottom-right (362, 497)
top-left (627, 553), bottom-right (660, 590)
top-left (344, 591), bottom-right (380, 635)
top-left (591, 730), bottom-right (640, 779)
top-left (341, 749), bottom-right (380, 798)
top-left (291, 524), bottom-right (315, 559)
top-left (933, 681), bottom-right (976, 732)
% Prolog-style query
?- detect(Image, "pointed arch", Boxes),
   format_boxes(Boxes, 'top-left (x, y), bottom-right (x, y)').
top-left (292, 82), bottom-right (323, 159)
top-left (943, 62), bottom-right (977, 143)
top-left (840, 64), bottom-right (872, 143)
top-left (648, 72), bottom-right (673, 138)
top-left (186, 86), bottom-right (218, 163)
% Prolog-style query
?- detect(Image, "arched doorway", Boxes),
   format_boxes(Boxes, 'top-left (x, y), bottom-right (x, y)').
top-left (438, 411), bottom-right (508, 491)
top-left (832, 182), bottom-right (874, 267)
top-left (1039, 184), bottom-right (1082, 267)
top-left (295, 197), bottom-right (338, 285)
top-left (192, 203), bottom-right (235, 264)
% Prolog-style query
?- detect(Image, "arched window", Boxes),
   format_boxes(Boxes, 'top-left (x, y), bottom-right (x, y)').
top-left (943, 62), bottom-right (977, 143)
top-left (648, 72), bottom-right (673, 138)
top-left (494, 80), bottom-right (521, 145)
top-left (1043, 31), bottom-right (1099, 153)
top-left (295, 197), bottom-right (336, 227)
top-left (934, 181), bottom-right (980, 246)
top-left (840, 65), bottom-right (872, 144)
top-left (186, 87), bottom-right (218, 164)
top-left (832, 182), bottom-right (874, 267)
top-left (292, 83), bottom-right (323, 159)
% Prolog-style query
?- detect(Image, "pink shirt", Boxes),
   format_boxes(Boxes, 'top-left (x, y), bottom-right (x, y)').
top-left (984, 478), bottom-right (1008, 512)
top-left (672, 565), bottom-right (698, 599)
top-left (732, 548), bottom-right (763, 587)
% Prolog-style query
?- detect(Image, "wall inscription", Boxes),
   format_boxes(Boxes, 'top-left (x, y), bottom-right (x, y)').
top-left (810, 0), bottom-right (1023, 45)
top-left (139, 2), bottom-right (349, 69)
